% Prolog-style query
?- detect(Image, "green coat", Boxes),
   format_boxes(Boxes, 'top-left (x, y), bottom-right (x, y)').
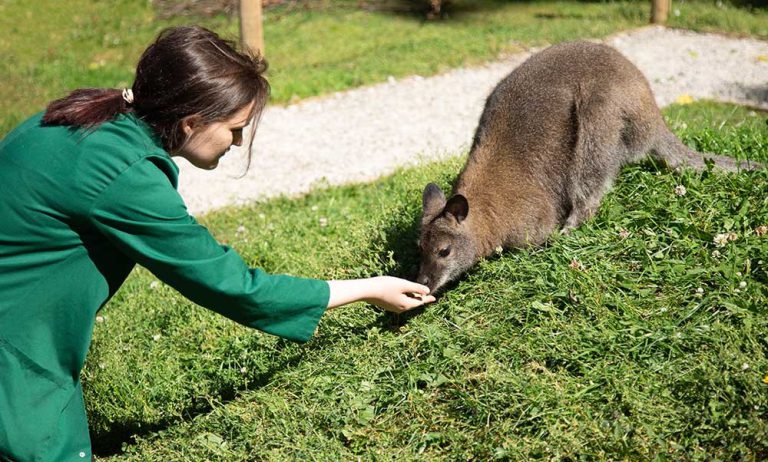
top-left (0, 113), bottom-right (330, 461)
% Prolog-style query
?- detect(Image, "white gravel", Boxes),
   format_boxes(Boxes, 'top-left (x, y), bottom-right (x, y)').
top-left (175, 26), bottom-right (768, 215)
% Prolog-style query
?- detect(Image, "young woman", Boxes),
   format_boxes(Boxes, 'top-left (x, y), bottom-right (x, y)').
top-left (0, 25), bottom-right (434, 461)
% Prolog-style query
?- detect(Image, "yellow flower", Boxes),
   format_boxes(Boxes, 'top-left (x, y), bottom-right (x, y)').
top-left (764, 375), bottom-right (768, 385)
top-left (757, 55), bottom-right (768, 63)
top-left (675, 94), bottom-right (695, 105)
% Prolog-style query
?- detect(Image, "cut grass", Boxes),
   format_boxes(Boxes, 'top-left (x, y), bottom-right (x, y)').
top-left (2, 0), bottom-right (767, 137)
top-left (86, 101), bottom-right (768, 460)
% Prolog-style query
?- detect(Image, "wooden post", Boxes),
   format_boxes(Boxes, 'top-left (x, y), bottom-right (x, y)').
top-left (239, 0), bottom-right (265, 55)
top-left (651, 0), bottom-right (670, 24)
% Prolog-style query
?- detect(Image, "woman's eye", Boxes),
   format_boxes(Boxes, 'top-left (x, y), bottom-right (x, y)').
top-left (438, 247), bottom-right (451, 258)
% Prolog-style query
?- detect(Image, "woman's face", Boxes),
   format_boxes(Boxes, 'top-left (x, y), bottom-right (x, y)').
top-left (175, 101), bottom-right (255, 170)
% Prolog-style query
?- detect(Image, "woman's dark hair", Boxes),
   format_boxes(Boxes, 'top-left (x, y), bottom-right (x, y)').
top-left (43, 25), bottom-right (269, 160)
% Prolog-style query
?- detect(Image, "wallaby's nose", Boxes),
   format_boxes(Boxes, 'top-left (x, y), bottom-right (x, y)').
top-left (416, 274), bottom-right (430, 289)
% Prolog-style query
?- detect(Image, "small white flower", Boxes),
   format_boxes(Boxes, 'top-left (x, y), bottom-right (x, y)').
top-left (258, 213), bottom-right (266, 220)
top-left (494, 245), bottom-right (503, 255)
top-left (713, 233), bottom-right (730, 247)
top-left (152, 334), bottom-right (162, 341)
top-left (674, 185), bottom-right (687, 196)
top-left (619, 229), bottom-right (630, 239)
top-left (96, 316), bottom-right (105, 323)
top-left (696, 287), bottom-right (704, 294)
top-left (659, 307), bottom-right (668, 313)
top-left (736, 272), bottom-right (743, 277)
top-left (674, 8), bottom-right (681, 16)
top-left (240, 367), bottom-right (247, 374)
top-left (150, 280), bottom-right (160, 289)
top-left (311, 205), bottom-right (319, 212)
top-left (319, 217), bottom-right (328, 227)
top-left (742, 363), bottom-right (750, 371)
top-left (98, 363), bottom-right (106, 370)
top-left (739, 281), bottom-right (747, 289)
top-left (236, 225), bottom-right (247, 234)
top-left (712, 250), bottom-right (721, 258)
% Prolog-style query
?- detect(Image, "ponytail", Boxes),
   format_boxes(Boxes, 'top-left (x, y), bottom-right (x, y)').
top-left (42, 88), bottom-right (132, 129)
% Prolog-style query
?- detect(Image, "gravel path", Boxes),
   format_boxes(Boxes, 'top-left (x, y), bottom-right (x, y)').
top-left (175, 26), bottom-right (768, 215)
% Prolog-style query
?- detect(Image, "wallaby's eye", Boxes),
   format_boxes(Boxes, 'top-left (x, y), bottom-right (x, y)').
top-left (438, 247), bottom-right (451, 258)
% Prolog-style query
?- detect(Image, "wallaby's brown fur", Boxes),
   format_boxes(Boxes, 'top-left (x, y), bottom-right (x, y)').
top-left (417, 41), bottom-right (761, 293)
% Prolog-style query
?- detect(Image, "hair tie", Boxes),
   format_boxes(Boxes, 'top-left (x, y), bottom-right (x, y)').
top-left (122, 88), bottom-right (134, 105)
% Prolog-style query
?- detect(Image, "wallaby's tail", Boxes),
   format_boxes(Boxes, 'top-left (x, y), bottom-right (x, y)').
top-left (650, 128), bottom-right (763, 172)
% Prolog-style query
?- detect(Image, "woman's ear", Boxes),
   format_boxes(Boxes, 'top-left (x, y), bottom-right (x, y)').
top-left (181, 114), bottom-right (203, 137)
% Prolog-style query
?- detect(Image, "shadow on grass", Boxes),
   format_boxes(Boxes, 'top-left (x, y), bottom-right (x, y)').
top-left (742, 83), bottom-right (768, 107)
top-left (91, 341), bottom-right (310, 457)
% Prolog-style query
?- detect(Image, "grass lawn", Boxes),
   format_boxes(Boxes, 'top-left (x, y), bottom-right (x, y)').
top-left (2, 0), bottom-right (767, 137)
top-left (84, 101), bottom-right (768, 460)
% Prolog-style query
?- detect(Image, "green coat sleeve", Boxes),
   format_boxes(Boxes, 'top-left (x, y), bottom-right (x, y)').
top-left (88, 158), bottom-right (329, 342)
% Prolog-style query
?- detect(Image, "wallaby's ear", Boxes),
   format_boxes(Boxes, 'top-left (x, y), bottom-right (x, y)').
top-left (422, 183), bottom-right (446, 222)
top-left (444, 194), bottom-right (469, 223)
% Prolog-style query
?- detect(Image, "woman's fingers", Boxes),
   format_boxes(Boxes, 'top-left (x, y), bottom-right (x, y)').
top-left (401, 292), bottom-right (436, 310)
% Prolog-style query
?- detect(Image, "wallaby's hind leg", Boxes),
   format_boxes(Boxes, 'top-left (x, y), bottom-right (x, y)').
top-left (562, 99), bottom-right (628, 232)
top-left (563, 163), bottom-right (618, 232)
top-left (563, 114), bottom-right (625, 232)
top-left (651, 127), bottom-right (763, 172)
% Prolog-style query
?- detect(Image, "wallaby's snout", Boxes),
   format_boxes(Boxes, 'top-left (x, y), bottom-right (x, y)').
top-left (417, 183), bottom-right (478, 293)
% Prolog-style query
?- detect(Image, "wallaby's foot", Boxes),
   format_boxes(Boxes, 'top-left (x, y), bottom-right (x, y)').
top-left (563, 204), bottom-right (597, 232)
top-left (564, 183), bottom-right (607, 232)
top-left (563, 214), bottom-right (583, 232)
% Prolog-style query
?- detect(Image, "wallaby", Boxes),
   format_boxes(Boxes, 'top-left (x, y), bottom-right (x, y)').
top-left (417, 40), bottom-right (761, 293)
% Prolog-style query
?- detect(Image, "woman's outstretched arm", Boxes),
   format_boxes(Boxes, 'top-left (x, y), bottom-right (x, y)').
top-left (327, 277), bottom-right (435, 313)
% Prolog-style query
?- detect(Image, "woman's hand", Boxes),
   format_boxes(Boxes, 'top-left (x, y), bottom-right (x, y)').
top-left (327, 276), bottom-right (436, 313)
